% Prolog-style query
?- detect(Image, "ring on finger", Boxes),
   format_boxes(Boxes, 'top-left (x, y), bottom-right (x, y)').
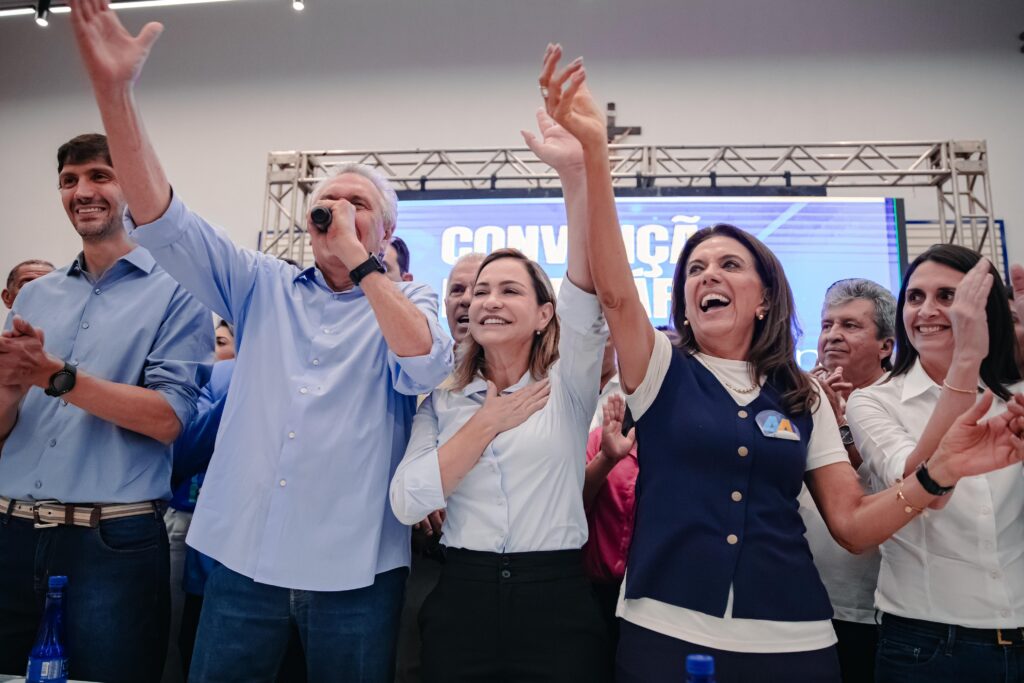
top-left (539, 85), bottom-right (550, 98)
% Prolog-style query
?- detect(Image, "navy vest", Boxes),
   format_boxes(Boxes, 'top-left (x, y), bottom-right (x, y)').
top-left (625, 350), bottom-right (833, 622)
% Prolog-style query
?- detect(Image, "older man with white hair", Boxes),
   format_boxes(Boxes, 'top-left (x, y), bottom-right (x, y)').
top-left (68, 2), bottom-right (453, 680)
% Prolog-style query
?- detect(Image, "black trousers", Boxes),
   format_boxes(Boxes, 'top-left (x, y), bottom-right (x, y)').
top-left (419, 548), bottom-right (611, 683)
top-left (833, 618), bottom-right (877, 683)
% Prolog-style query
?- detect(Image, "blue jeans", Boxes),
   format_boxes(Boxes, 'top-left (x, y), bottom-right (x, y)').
top-left (0, 513), bottom-right (170, 683)
top-left (189, 563), bottom-right (407, 683)
top-left (875, 614), bottom-right (1024, 683)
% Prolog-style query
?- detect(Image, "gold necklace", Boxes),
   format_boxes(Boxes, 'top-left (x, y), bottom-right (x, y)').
top-left (693, 354), bottom-right (759, 394)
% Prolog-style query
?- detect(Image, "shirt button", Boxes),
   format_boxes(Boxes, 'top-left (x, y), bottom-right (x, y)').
top-left (34, 480), bottom-right (42, 489)
top-left (279, 479), bottom-right (287, 487)
top-left (737, 446), bottom-right (749, 457)
top-left (288, 432), bottom-right (296, 439)
top-left (71, 360), bottom-right (79, 366)
top-left (731, 491), bottom-right (743, 502)
top-left (738, 410), bottom-right (748, 419)
top-left (322, 328), bottom-right (331, 334)
top-left (726, 534), bottom-right (739, 545)
top-left (299, 387), bottom-right (308, 395)
top-left (48, 438), bottom-right (57, 447)
top-left (94, 288), bottom-right (101, 294)
top-left (81, 322), bottom-right (89, 329)
top-left (60, 400), bottom-right (68, 407)
top-left (312, 359), bottom-right (320, 366)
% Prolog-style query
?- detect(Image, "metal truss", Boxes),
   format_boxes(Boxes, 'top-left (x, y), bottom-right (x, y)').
top-left (260, 140), bottom-right (999, 271)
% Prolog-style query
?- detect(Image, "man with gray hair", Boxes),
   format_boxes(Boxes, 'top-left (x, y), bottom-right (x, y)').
top-left (802, 277), bottom-right (896, 683)
top-left (69, 3), bottom-right (453, 680)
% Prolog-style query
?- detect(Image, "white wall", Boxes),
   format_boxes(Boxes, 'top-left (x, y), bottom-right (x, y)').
top-left (2, 0), bottom-right (1022, 283)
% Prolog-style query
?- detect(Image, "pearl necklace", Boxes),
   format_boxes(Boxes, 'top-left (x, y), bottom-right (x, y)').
top-left (693, 353), bottom-right (759, 394)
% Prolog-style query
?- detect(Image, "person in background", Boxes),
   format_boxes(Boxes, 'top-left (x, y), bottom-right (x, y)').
top-left (544, 44), bottom-right (1024, 683)
top-left (800, 278), bottom-right (896, 683)
top-left (444, 253), bottom-right (485, 341)
top-left (2, 259), bottom-right (55, 309)
top-left (70, 5), bottom-right (453, 680)
top-left (582, 392), bottom-right (637, 650)
top-left (214, 319), bottom-right (235, 362)
top-left (847, 245), bottom-right (1024, 683)
top-left (385, 236), bottom-right (415, 283)
top-left (0, 132), bottom-right (211, 683)
top-left (390, 106), bottom-right (611, 682)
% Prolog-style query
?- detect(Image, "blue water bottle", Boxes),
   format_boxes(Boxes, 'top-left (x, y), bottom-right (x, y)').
top-left (25, 575), bottom-right (69, 683)
top-left (686, 653), bottom-right (716, 682)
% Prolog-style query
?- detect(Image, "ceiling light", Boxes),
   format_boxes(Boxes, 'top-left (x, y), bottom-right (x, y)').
top-left (292, 0), bottom-right (305, 10)
top-left (1, 0), bottom-right (238, 18)
top-left (35, 0), bottom-right (49, 26)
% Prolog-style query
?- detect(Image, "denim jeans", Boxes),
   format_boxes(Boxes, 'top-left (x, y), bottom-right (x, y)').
top-left (0, 513), bottom-right (170, 683)
top-left (875, 614), bottom-right (1024, 683)
top-left (189, 563), bottom-right (407, 683)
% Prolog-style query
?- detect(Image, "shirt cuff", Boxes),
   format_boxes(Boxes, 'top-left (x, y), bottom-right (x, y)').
top-left (152, 384), bottom-right (196, 435)
top-left (390, 315), bottom-right (455, 396)
top-left (390, 451), bottom-right (447, 525)
top-left (557, 278), bottom-right (606, 337)
top-left (126, 190), bottom-right (189, 251)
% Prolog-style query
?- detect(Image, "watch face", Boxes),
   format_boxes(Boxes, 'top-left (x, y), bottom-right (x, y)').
top-left (51, 370), bottom-right (75, 394)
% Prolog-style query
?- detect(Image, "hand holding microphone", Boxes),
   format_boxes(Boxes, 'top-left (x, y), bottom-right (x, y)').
top-left (310, 206), bottom-right (332, 233)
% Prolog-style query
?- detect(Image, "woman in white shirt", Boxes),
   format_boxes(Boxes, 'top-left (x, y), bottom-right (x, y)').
top-left (538, 44), bottom-right (1024, 683)
top-left (846, 243), bottom-right (1024, 683)
top-left (389, 109), bottom-right (611, 683)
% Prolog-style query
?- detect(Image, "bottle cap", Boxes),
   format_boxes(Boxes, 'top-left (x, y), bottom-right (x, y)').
top-left (48, 575), bottom-right (68, 589)
top-left (686, 654), bottom-right (715, 675)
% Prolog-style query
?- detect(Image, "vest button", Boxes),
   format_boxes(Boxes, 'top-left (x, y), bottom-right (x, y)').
top-left (727, 534), bottom-right (739, 545)
top-left (737, 410), bottom-right (748, 419)
top-left (737, 446), bottom-right (749, 457)
top-left (731, 491), bottom-right (743, 502)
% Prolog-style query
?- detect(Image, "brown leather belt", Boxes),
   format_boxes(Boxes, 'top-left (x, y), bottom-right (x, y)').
top-left (0, 496), bottom-right (159, 529)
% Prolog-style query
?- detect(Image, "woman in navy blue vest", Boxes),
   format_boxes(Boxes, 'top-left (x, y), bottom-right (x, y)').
top-left (537, 44), bottom-right (1024, 683)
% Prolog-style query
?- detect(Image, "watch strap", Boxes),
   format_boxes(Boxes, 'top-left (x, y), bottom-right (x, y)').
top-left (44, 361), bottom-right (77, 398)
top-left (349, 254), bottom-right (386, 286)
top-left (916, 460), bottom-right (954, 496)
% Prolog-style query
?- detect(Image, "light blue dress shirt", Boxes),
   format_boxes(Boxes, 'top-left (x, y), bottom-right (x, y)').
top-left (390, 279), bottom-right (607, 553)
top-left (0, 248), bottom-right (213, 503)
top-left (128, 195), bottom-right (454, 591)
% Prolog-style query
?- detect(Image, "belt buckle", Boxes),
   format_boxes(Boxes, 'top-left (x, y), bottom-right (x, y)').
top-left (996, 628), bottom-right (1024, 646)
top-left (32, 502), bottom-right (59, 530)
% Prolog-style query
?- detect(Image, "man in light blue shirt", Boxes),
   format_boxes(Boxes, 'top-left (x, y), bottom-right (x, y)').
top-left (70, 4), bottom-right (454, 680)
top-left (0, 133), bottom-right (213, 683)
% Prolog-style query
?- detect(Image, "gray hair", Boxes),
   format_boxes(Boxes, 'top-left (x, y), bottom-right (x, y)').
top-left (822, 278), bottom-right (896, 340)
top-left (310, 163), bottom-right (399, 236)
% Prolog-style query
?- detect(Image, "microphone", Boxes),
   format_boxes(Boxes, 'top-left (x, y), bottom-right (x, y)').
top-left (310, 206), bottom-right (332, 233)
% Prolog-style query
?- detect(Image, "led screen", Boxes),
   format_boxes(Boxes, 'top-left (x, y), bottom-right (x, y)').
top-left (396, 195), bottom-right (903, 370)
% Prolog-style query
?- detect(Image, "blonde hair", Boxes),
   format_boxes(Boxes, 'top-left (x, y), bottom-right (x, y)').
top-left (447, 248), bottom-right (560, 392)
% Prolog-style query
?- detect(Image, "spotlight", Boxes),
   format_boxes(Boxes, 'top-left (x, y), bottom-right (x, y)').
top-left (35, 0), bottom-right (50, 27)
top-left (292, 0), bottom-right (304, 10)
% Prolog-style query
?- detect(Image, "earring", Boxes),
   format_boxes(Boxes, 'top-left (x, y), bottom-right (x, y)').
top-left (682, 318), bottom-right (690, 326)
top-left (757, 312), bottom-right (765, 321)
top-left (535, 329), bottom-right (542, 336)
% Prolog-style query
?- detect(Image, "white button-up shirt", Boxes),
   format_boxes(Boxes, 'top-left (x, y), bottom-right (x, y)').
top-left (846, 360), bottom-right (1024, 628)
top-left (390, 279), bottom-right (608, 553)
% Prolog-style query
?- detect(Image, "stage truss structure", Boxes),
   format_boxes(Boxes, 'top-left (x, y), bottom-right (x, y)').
top-left (260, 139), bottom-right (1001, 274)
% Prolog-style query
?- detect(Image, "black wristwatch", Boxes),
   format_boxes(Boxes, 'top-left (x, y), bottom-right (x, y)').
top-left (839, 424), bottom-right (854, 446)
top-left (44, 361), bottom-right (77, 397)
top-left (349, 254), bottom-right (386, 286)
top-left (916, 460), bottom-right (955, 496)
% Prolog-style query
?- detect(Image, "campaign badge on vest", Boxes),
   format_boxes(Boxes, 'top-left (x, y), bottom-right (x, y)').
top-left (755, 410), bottom-right (800, 441)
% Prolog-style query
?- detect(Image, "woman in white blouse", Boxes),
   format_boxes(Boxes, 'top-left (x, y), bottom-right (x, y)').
top-left (846, 244), bottom-right (1024, 683)
top-left (539, 44), bottom-right (1024, 683)
top-left (389, 108), bottom-right (611, 683)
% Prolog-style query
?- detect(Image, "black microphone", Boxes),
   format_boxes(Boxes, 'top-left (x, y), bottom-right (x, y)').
top-left (310, 206), bottom-right (332, 233)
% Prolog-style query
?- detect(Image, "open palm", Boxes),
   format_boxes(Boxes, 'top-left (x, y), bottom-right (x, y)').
top-left (70, 0), bottom-right (163, 88)
top-left (522, 109), bottom-right (584, 174)
top-left (935, 392), bottom-right (1024, 480)
top-left (538, 45), bottom-right (607, 149)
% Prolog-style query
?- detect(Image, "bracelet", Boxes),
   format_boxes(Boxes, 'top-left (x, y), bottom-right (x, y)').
top-left (942, 379), bottom-right (977, 395)
top-left (896, 479), bottom-right (924, 515)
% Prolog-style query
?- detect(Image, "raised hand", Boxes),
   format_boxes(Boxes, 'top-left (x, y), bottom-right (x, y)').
top-left (70, 0), bottom-right (164, 90)
top-left (600, 394), bottom-right (636, 462)
top-left (476, 378), bottom-right (551, 435)
top-left (309, 199), bottom-right (368, 271)
top-left (521, 108), bottom-right (584, 176)
top-left (949, 257), bottom-right (993, 363)
top-left (927, 391), bottom-right (1024, 487)
top-left (538, 44), bottom-right (606, 149)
